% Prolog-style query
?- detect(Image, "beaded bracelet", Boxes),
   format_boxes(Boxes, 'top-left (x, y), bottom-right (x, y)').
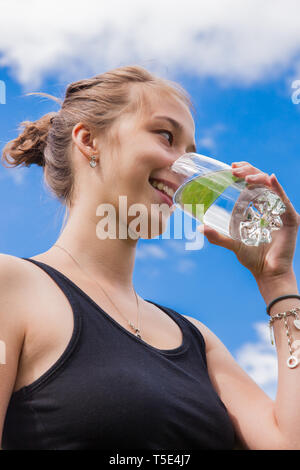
top-left (269, 307), bottom-right (300, 368)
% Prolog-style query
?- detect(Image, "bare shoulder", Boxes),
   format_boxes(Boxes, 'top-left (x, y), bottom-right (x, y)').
top-left (0, 254), bottom-right (36, 441)
top-left (0, 253), bottom-right (27, 289)
top-left (0, 253), bottom-right (33, 292)
top-left (0, 252), bottom-right (31, 333)
top-left (0, 252), bottom-right (27, 272)
top-left (0, 254), bottom-right (35, 327)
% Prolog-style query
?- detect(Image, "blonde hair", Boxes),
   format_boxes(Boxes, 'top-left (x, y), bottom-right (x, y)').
top-left (1, 65), bottom-right (192, 210)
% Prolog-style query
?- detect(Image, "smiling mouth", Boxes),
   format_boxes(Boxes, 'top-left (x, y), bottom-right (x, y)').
top-left (149, 177), bottom-right (175, 207)
top-left (149, 178), bottom-right (175, 198)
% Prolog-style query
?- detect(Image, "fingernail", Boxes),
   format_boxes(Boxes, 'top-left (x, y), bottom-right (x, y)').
top-left (232, 167), bottom-right (243, 172)
top-left (197, 225), bottom-right (204, 233)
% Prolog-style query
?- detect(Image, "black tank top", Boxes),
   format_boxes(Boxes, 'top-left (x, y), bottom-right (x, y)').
top-left (2, 258), bottom-right (235, 450)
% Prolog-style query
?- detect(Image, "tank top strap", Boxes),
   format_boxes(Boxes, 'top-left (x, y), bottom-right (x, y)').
top-left (21, 257), bottom-right (205, 358)
top-left (145, 298), bottom-right (206, 357)
top-left (146, 299), bottom-right (189, 330)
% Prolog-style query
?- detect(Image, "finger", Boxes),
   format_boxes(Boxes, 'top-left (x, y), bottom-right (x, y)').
top-left (231, 161), bottom-right (261, 172)
top-left (269, 174), bottom-right (300, 223)
top-left (232, 165), bottom-right (263, 178)
top-left (197, 224), bottom-right (238, 251)
top-left (244, 173), bottom-right (299, 224)
top-left (231, 161), bottom-right (250, 167)
top-left (244, 173), bottom-right (271, 185)
top-left (269, 173), bottom-right (290, 204)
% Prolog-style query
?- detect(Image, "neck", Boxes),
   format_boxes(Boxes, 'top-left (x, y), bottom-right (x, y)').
top-left (51, 202), bottom-right (138, 292)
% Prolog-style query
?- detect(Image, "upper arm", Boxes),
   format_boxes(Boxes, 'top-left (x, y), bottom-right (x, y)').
top-left (184, 315), bottom-right (291, 450)
top-left (0, 254), bottom-right (27, 446)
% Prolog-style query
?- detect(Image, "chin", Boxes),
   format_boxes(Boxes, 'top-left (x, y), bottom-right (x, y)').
top-left (142, 213), bottom-right (171, 239)
top-left (126, 210), bottom-right (171, 240)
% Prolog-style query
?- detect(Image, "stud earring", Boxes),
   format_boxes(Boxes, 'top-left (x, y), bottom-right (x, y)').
top-left (90, 155), bottom-right (97, 168)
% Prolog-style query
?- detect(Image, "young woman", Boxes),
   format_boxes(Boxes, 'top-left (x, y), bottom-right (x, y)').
top-left (0, 66), bottom-right (299, 450)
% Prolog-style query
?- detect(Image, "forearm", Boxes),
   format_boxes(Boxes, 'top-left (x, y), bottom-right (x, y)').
top-left (256, 271), bottom-right (300, 448)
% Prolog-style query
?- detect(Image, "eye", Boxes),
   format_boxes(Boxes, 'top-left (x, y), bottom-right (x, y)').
top-left (156, 130), bottom-right (174, 145)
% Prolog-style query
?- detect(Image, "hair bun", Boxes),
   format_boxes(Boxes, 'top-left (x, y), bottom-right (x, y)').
top-left (1, 112), bottom-right (56, 169)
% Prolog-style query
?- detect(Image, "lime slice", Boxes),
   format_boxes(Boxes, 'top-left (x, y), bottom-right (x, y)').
top-left (179, 170), bottom-right (241, 222)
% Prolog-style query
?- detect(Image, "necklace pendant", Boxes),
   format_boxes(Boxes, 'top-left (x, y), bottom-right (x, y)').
top-left (129, 321), bottom-right (136, 331)
top-left (53, 245), bottom-right (142, 339)
top-left (129, 322), bottom-right (141, 339)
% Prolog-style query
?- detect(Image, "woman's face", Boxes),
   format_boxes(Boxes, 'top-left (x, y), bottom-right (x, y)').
top-left (95, 89), bottom-right (197, 240)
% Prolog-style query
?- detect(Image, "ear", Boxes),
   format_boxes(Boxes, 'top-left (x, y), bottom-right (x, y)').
top-left (72, 123), bottom-right (99, 162)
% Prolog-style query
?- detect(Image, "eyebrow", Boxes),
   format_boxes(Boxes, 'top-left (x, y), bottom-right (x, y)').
top-left (152, 115), bottom-right (197, 153)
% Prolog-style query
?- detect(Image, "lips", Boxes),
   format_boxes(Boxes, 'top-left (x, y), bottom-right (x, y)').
top-left (148, 178), bottom-right (175, 207)
top-left (148, 177), bottom-right (178, 193)
top-left (152, 186), bottom-right (173, 207)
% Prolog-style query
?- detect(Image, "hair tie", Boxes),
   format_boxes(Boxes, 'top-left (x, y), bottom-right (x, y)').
top-left (266, 294), bottom-right (300, 315)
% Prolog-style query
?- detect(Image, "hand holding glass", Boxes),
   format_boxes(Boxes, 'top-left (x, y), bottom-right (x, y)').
top-left (170, 153), bottom-right (286, 247)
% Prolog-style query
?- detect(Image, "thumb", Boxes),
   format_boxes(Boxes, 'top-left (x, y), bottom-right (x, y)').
top-left (197, 224), bottom-right (237, 251)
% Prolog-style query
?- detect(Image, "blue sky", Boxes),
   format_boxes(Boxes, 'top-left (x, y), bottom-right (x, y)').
top-left (1, 0), bottom-right (300, 398)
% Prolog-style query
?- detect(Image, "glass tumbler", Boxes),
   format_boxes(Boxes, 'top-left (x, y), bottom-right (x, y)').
top-left (170, 153), bottom-right (286, 246)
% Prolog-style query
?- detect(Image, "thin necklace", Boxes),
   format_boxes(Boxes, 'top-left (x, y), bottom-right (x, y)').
top-left (53, 243), bottom-right (142, 339)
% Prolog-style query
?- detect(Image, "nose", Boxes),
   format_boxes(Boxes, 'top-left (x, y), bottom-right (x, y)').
top-left (165, 151), bottom-right (186, 170)
top-left (165, 156), bottom-right (189, 190)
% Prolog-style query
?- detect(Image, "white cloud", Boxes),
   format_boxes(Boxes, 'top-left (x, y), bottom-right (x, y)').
top-left (198, 136), bottom-right (216, 152)
top-left (1, 0), bottom-right (300, 89)
top-left (175, 258), bottom-right (197, 273)
top-left (167, 239), bottom-right (191, 254)
top-left (235, 322), bottom-right (278, 399)
top-left (197, 123), bottom-right (227, 153)
top-left (136, 242), bottom-right (167, 259)
top-left (0, 167), bottom-right (27, 185)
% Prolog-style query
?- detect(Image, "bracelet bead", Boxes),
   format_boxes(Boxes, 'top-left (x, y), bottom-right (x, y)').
top-left (269, 307), bottom-right (300, 369)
